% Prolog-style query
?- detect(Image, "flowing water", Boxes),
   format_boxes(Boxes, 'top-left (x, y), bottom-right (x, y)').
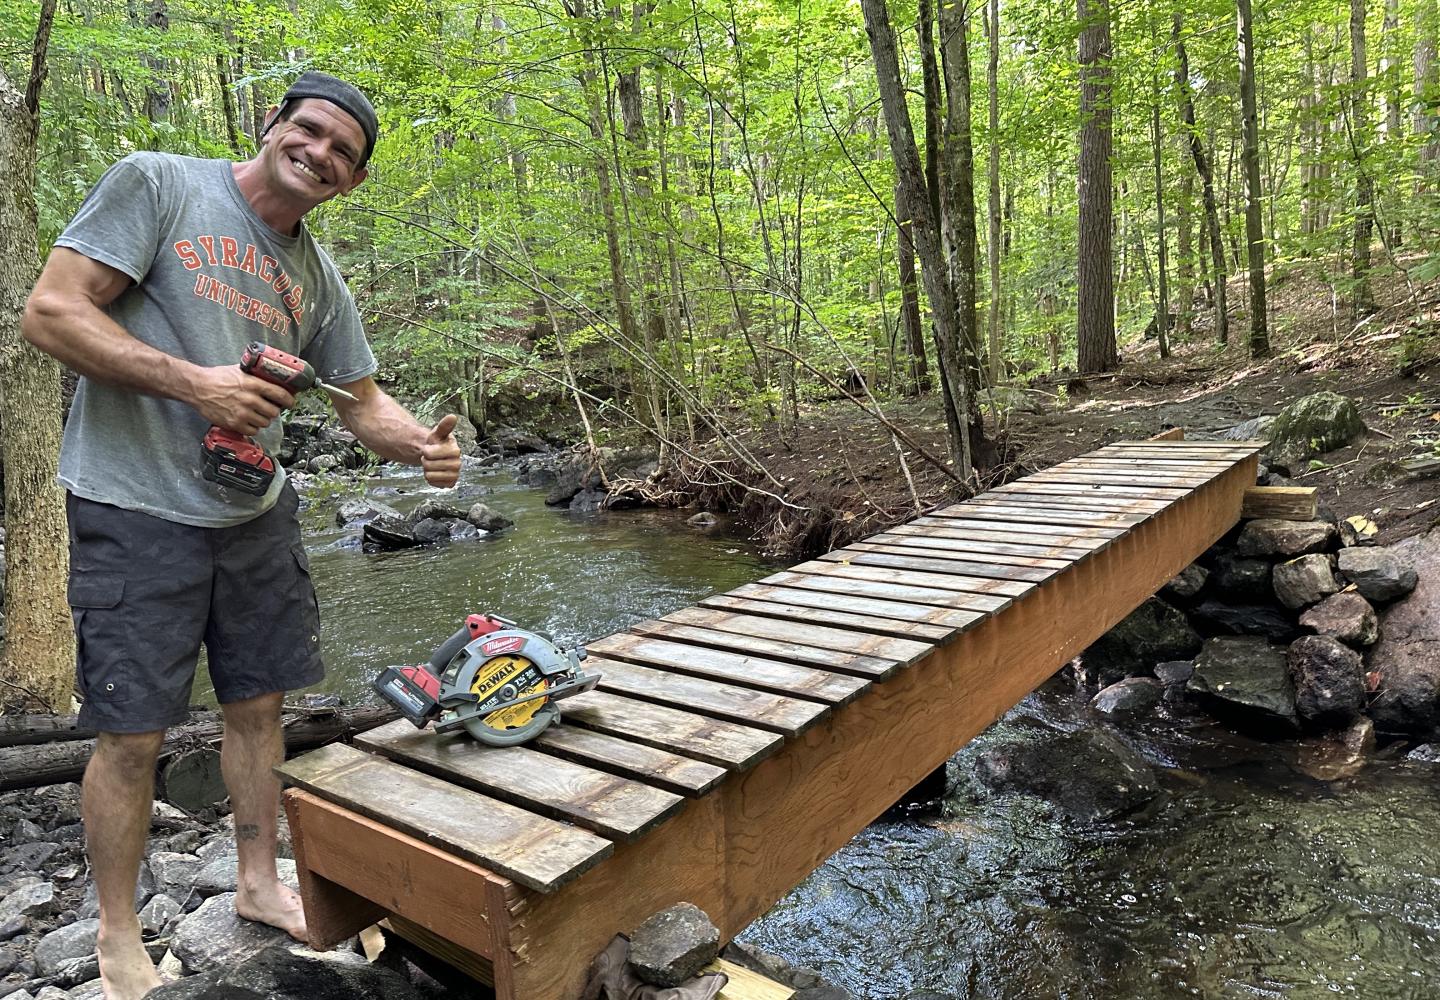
top-left (203, 466), bottom-right (1440, 998)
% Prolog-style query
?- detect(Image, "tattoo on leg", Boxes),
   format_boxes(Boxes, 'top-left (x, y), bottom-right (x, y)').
top-left (236, 823), bottom-right (261, 840)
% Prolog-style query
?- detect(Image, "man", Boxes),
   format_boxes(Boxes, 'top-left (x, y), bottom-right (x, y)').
top-left (22, 72), bottom-right (461, 1000)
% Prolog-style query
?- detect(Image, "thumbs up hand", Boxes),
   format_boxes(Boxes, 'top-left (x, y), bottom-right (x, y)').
top-left (421, 414), bottom-right (462, 488)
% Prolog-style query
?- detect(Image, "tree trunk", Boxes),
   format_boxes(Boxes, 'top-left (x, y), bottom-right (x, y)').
top-left (1417, 0), bottom-right (1440, 174)
top-left (1175, 154), bottom-right (1195, 339)
top-left (985, 0), bottom-right (1003, 384)
top-left (142, 0), bottom-right (170, 125)
top-left (916, 0), bottom-right (944, 227)
top-left (1383, 0), bottom-right (1403, 244)
top-left (1174, 15), bottom-right (1229, 345)
top-left (1077, 0), bottom-right (1116, 372)
top-left (1352, 0), bottom-right (1375, 318)
top-left (216, 53), bottom-right (241, 153)
top-left (0, 0), bottom-right (72, 716)
top-left (1151, 101), bottom-right (1171, 359)
top-left (895, 182), bottom-right (929, 394)
top-left (1238, 0), bottom-right (1270, 358)
top-left (862, 0), bottom-right (971, 477)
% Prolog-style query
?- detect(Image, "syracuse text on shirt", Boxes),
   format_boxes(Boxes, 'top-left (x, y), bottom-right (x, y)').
top-left (172, 236), bottom-right (306, 334)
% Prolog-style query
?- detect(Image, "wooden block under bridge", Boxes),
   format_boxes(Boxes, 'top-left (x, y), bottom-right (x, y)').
top-left (278, 437), bottom-right (1265, 999)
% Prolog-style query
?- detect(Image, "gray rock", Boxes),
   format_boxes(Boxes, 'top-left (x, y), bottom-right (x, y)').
top-left (1090, 677), bottom-right (1163, 718)
top-left (686, 512), bottom-right (719, 528)
top-left (1299, 592), bottom-right (1378, 647)
top-left (193, 856), bottom-right (296, 896)
top-left (0, 916), bottom-right (26, 941)
top-left (143, 974), bottom-right (221, 1000)
top-left (1187, 637), bottom-right (1300, 735)
top-left (32, 990), bottom-right (66, 1000)
top-left (196, 837), bottom-right (235, 861)
top-left (0, 945), bottom-right (16, 976)
top-left (67, 982), bottom-right (104, 1000)
top-left (306, 454), bottom-right (341, 474)
top-left (465, 502), bottom-right (513, 532)
top-left (11, 820), bottom-right (44, 844)
top-left (1160, 564), bottom-right (1208, 601)
top-left (1221, 415), bottom-right (1276, 441)
top-left (169, 894), bottom-right (291, 975)
top-left (794, 989), bottom-right (853, 1000)
top-left (1272, 554), bottom-right (1341, 610)
top-left (1407, 744), bottom-right (1440, 763)
top-left (975, 726), bottom-right (1160, 823)
top-left (0, 847), bottom-right (56, 876)
top-left (220, 944), bottom-right (421, 1000)
top-left (447, 520), bottom-right (481, 542)
top-left (1154, 660), bottom-right (1195, 686)
top-left (1236, 519), bottom-right (1338, 558)
top-left (33, 918), bottom-right (99, 976)
top-left (1081, 598), bottom-right (1201, 686)
top-left (1264, 392), bottom-right (1365, 475)
top-left (1336, 546), bottom-right (1419, 602)
top-left (1368, 528), bottom-right (1440, 738)
top-left (0, 990), bottom-right (28, 1000)
top-left (491, 428), bottom-right (550, 456)
top-left (1209, 551), bottom-right (1274, 603)
top-left (408, 499), bottom-right (469, 525)
top-left (149, 853), bottom-right (203, 904)
top-left (0, 882), bottom-right (56, 925)
top-left (628, 902), bottom-right (721, 988)
top-left (1288, 635), bottom-right (1366, 731)
top-left (410, 518), bottom-right (452, 544)
top-left (140, 893), bottom-right (182, 936)
top-left (361, 515), bottom-right (420, 551)
top-left (569, 488), bottom-right (606, 513)
top-left (334, 497), bottom-right (402, 528)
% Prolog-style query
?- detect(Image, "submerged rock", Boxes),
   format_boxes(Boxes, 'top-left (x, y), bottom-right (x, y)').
top-left (974, 726), bottom-right (1161, 823)
top-left (1090, 677), bottom-right (1163, 718)
top-left (1081, 598), bottom-right (1201, 686)
top-left (1187, 637), bottom-right (1299, 735)
top-left (466, 502), bottom-right (513, 532)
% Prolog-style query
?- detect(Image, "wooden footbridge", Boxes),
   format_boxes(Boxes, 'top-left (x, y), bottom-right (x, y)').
top-left (277, 436), bottom-right (1266, 998)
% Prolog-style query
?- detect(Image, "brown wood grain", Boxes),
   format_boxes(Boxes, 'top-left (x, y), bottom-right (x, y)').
top-left (277, 743), bottom-right (612, 893)
top-left (784, 559), bottom-right (1035, 598)
top-left (531, 724), bottom-right (727, 798)
top-left (1241, 485), bottom-right (1317, 520)
top-left (588, 655), bottom-right (835, 734)
top-left (588, 634), bottom-right (868, 705)
top-left (630, 618), bottom-right (901, 678)
top-left (819, 547), bottom-right (1058, 584)
top-left (697, 594), bottom-right (955, 642)
top-left (355, 720), bottom-right (684, 843)
top-left (658, 606), bottom-right (935, 665)
top-left (560, 690), bottom-right (782, 770)
top-left (1020, 469), bottom-right (1211, 488)
top-left (844, 539), bottom-right (1071, 570)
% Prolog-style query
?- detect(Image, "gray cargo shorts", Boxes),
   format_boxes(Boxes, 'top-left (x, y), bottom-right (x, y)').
top-left (66, 483), bottom-right (324, 733)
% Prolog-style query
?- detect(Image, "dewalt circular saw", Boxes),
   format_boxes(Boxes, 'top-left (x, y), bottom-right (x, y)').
top-left (373, 614), bottom-right (600, 746)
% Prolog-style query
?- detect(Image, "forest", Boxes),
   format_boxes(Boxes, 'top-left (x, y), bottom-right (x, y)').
top-left (5, 0), bottom-right (1436, 474)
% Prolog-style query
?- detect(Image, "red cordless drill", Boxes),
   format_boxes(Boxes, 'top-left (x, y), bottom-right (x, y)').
top-left (201, 341), bottom-right (355, 495)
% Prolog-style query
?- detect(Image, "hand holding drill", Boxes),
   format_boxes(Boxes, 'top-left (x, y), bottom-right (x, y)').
top-left (201, 341), bottom-right (355, 495)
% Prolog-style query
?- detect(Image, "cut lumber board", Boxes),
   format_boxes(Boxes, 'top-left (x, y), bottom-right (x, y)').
top-left (1149, 427), bottom-right (1186, 441)
top-left (698, 594), bottom-right (955, 643)
top-left (721, 583), bottom-right (986, 630)
top-left (819, 548), bottom-right (1058, 584)
top-left (786, 558), bottom-right (1034, 598)
top-left (942, 501), bottom-right (1149, 527)
top-left (913, 514), bottom-right (1121, 540)
top-left (629, 619), bottom-right (901, 679)
top-left (658, 606), bottom-right (934, 665)
top-left (875, 525), bottom-right (1097, 559)
top-left (588, 634), bottom-right (869, 705)
top-left (844, 539), bottom-right (1070, 571)
top-left (1019, 470), bottom-right (1211, 488)
top-left (1241, 486), bottom-right (1318, 520)
top-left (990, 480), bottom-right (1189, 500)
top-left (588, 656), bottom-right (834, 735)
top-left (561, 690), bottom-right (782, 771)
top-left (531, 724), bottom-right (727, 798)
top-left (968, 492), bottom-right (1169, 513)
top-left (276, 743), bottom-right (611, 893)
top-left (356, 720), bottom-right (683, 842)
top-left (710, 959), bottom-right (795, 999)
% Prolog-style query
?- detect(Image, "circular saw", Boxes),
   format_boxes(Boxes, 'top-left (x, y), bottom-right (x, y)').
top-left (373, 614), bottom-right (600, 746)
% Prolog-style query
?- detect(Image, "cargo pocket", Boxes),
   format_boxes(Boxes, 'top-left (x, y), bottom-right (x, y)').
top-left (68, 572), bottom-right (130, 702)
top-left (291, 544), bottom-right (322, 637)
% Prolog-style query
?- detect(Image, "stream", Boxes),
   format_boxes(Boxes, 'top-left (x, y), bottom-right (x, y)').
top-left (211, 465), bottom-right (1440, 999)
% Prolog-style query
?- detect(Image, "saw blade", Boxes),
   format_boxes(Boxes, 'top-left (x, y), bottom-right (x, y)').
top-left (470, 654), bottom-right (551, 733)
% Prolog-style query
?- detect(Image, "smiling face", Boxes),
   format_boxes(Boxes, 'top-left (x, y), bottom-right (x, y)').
top-left (258, 98), bottom-right (369, 210)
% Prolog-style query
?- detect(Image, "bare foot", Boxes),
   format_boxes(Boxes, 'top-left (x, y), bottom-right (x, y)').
top-left (96, 921), bottom-right (162, 1000)
top-left (235, 879), bottom-right (308, 942)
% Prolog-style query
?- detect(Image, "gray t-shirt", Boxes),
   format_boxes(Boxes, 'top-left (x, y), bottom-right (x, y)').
top-left (54, 152), bottom-right (377, 527)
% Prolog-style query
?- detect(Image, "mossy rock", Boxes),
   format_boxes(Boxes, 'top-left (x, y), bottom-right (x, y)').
top-left (1264, 392), bottom-right (1364, 474)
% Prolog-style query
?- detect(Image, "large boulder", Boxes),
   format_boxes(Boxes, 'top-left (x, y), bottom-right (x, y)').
top-left (1336, 546), bottom-right (1419, 603)
top-left (334, 497), bottom-right (402, 529)
top-left (169, 894), bottom-right (293, 975)
top-left (1263, 392), bottom-right (1365, 475)
top-left (1208, 551), bottom-right (1274, 603)
top-left (1187, 637), bottom-right (1300, 735)
top-left (1368, 527), bottom-right (1440, 738)
top-left (1189, 601), bottom-right (1303, 642)
top-left (1287, 635), bottom-right (1366, 731)
top-left (1298, 592), bottom-right (1378, 648)
top-left (974, 726), bottom-right (1161, 823)
top-left (1080, 598), bottom-right (1202, 686)
top-left (1236, 519), bottom-right (1337, 558)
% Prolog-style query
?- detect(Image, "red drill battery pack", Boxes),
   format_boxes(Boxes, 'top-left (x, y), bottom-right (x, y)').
top-left (374, 665), bottom-right (443, 728)
top-left (201, 428), bottom-right (275, 495)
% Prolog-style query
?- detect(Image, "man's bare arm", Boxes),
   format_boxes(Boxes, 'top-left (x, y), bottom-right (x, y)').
top-left (331, 377), bottom-right (461, 487)
top-left (23, 248), bottom-right (294, 435)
